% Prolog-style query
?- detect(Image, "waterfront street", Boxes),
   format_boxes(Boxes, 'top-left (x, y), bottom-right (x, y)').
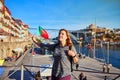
top-left (0, 48), bottom-right (120, 80)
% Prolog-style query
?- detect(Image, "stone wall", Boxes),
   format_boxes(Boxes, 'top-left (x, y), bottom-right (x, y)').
top-left (0, 41), bottom-right (31, 59)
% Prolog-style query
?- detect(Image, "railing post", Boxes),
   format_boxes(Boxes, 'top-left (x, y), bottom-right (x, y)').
top-left (21, 65), bottom-right (24, 80)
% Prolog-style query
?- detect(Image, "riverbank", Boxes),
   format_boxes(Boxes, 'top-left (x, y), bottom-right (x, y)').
top-left (77, 43), bottom-right (120, 69)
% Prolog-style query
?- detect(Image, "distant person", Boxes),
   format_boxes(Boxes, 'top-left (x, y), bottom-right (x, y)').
top-left (78, 54), bottom-right (82, 59)
top-left (11, 50), bottom-right (18, 61)
top-left (103, 64), bottom-right (106, 73)
top-left (24, 45), bottom-right (28, 52)
top-left (32, 29), bottom-right (78, 80)
top-left (79, 72), bottom-right (84, 80)
top-left (83, 76), bottom-right (87, 80)
top-left (104, 75), bottom-right (107, 80)
top-left (34, 71), bottom-right (41, 80)
top-left (76, 63), bottom-right (79, 70)
top-left (107, 64), bottom-right (111, 73)
top-left (12, 48), bottom-right (23, 58)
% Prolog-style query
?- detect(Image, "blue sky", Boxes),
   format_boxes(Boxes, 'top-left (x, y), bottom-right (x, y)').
top-left (4, 0), bottom-right (120, 34)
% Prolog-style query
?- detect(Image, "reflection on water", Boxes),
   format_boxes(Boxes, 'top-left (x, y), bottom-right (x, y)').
top-left (75, 44), bottom-right (120, 69)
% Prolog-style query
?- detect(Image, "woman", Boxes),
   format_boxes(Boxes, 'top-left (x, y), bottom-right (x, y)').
top-left (32, 29), bottom-right (78, 80)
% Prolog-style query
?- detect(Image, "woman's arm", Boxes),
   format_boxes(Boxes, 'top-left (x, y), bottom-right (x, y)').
top-left (67, 46), bottom-right (78, 63)
top-left (68, 50), bottom-right (78, 63)
top-left (32, 36), bottom-right (56, 51)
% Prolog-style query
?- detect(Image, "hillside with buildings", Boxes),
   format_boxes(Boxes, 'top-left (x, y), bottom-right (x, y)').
top-left (71, 24), bottom-right (120, 46)
top-left (0, 0), bottom-right (31, 59)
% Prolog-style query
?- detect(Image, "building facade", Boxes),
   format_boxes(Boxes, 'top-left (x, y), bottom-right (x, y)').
top-left (0, 0), bottom-right (30, 59)
top-left (71, 24), bottom-right (111, 43)
top-left (0, 0), bottom-right (29, 42)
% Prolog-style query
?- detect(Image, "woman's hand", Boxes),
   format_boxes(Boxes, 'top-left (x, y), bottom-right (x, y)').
top-left (67, 50), bottom-right (76, 57)
top-left (67, 50), bottom-right (78, 63)
top-left (32, 36), bottom-right (40, 47)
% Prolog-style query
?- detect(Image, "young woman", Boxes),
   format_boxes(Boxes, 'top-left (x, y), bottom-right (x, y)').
top-left (32, 29), bottom-right (78, 80)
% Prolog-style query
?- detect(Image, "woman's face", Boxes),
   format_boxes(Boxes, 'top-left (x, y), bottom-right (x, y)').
top-left (58, 30), bottom-right (67, 42)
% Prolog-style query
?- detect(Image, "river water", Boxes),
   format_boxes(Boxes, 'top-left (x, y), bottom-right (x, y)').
top-left (75, 45), bottom-right (120, 69)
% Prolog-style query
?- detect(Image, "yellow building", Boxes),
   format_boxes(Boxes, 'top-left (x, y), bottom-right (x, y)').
top-left (86, 24), bottom-right (109, 42)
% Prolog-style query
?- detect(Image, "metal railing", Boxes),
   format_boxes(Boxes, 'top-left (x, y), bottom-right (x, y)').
top-left (0, 63), bottom-right (120, 80)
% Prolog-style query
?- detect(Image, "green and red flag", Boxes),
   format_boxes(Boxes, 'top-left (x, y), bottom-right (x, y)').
top-left (36, 26), bottom-right (49, 39)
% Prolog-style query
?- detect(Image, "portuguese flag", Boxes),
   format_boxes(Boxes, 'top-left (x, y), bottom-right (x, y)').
top-left (36, 26), bottom-right (49, 39)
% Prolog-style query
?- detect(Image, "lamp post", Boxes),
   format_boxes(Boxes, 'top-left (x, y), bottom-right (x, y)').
top-left (93, 17), bottom-right (96, 59)
top-left (93, 33), bottom-right (96, 59)
top-left (107, 42), bottom-right (109, 64)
